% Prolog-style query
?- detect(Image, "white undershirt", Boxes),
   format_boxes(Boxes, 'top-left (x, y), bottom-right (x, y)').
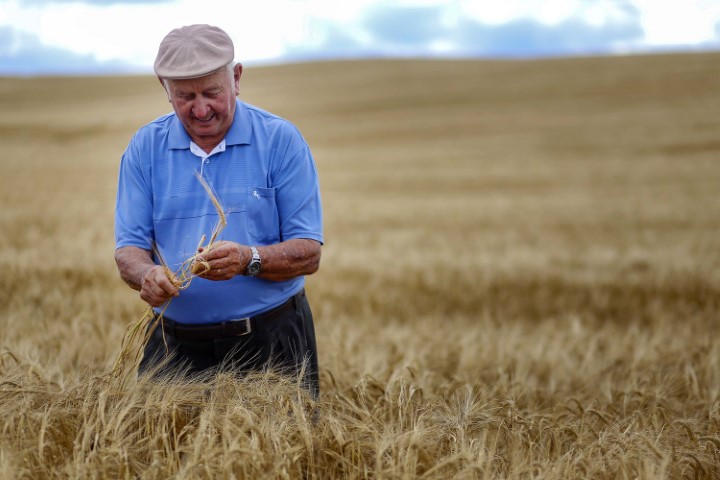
top-left (190, 140), bottom-right (226, 176)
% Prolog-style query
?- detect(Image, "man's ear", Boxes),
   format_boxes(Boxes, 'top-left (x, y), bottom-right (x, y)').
top-left (233, 63), bottom-right (243, 96)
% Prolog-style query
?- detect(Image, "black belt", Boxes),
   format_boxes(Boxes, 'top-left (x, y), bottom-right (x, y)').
top-left (159, 292), bottom-right (299, 341)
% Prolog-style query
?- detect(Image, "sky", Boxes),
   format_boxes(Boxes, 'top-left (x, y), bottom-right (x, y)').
top-left (2, 0), bottom-right (720, 75)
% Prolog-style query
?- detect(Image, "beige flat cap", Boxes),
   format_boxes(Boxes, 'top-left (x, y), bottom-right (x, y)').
top-left (154, 24), bottom-right (234, 79)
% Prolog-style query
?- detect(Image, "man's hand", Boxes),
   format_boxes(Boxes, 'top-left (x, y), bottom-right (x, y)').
top-left (140, 265), bottom-right (180, 307)
top-left (195, 241), bottom-right (247, 281)
top-left (115, 246), bottom-right (180, 307)
top-left (193, 238), bottom-right (321, 282)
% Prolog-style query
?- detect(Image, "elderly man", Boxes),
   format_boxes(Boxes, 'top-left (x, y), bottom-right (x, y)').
top-left (114, 24), bottom-right (323, 397)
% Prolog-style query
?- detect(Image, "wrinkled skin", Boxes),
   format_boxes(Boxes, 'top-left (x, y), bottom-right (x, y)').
top-left (162, 63), bottom-right (242, 153)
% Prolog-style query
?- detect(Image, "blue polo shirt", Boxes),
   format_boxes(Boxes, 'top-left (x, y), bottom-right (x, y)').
top-left (115, 100), bottom-right (323, 323)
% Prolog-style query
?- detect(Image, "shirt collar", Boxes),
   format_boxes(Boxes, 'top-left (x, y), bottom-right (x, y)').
top-left (168, 99), bottom-right (252, 150)
top-left (190, 139), bottom-right (225, 159)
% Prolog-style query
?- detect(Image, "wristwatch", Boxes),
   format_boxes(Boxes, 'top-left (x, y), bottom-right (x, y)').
top-left (245, 246), bottom-right (262, 276)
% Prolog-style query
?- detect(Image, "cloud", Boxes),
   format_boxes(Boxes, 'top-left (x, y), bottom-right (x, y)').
top-left (281, 3), bottom-right (645, 62)
top-left (362, 5), bottom-right (447, 45)
top-left (0, 26), bottom-right (138, 75)
top-left (454, 16), bottom-right (644, 57)
top-left (2, 0), bottom-right (716, 75)
top-left (282, 22), bottom-right (381, 61)
top-left (368, 4), bottom-right (643, 56)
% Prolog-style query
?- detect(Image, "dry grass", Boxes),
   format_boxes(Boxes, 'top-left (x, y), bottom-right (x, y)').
top-left (0, 52), bottom-right (719, 478)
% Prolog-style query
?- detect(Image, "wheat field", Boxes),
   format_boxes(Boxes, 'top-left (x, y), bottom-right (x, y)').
top-left (0, 53), bottom-right (719, 479)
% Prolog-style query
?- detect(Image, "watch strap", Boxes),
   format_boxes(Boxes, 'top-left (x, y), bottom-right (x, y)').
top-left (245, 246), bottom-right (262, 276)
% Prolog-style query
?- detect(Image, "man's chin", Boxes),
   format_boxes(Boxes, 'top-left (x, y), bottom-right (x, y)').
top-left (191, 124), bottom-right (220, 137)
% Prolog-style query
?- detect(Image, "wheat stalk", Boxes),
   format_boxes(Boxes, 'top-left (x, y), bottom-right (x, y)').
top-left (110, 171), bottom-right (227, 380)
top-left (169, 172), bottom-right (228, 286)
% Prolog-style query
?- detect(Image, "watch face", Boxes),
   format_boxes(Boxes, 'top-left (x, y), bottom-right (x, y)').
top-left (247, 260), bottom-right (262, 276)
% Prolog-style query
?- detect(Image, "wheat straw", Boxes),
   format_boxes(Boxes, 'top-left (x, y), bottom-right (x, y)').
top-left (111, 171), bottom-right (227, 380)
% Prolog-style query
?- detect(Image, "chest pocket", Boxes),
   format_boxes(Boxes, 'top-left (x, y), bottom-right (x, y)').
top-left (246, 186), bottom-right (280, 244)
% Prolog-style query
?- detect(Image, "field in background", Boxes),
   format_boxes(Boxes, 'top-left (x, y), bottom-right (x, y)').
top-left (0, 53), bottom-right (719, 478)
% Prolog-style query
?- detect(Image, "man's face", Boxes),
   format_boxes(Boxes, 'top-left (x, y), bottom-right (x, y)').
top-left (163, 64), bottom-right (242, 148)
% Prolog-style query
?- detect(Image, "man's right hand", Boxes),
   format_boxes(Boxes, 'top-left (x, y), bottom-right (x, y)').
top-left (115, 246), bottom-right (180, 307)
top-left (140, 265), bottom-right (180, 307)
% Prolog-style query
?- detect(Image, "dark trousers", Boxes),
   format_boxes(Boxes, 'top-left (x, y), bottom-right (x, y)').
top-left (138, 290), bottom-right (320, 399)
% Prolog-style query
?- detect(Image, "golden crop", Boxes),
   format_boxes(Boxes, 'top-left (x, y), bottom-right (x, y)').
top-left (0, 54), bottom-right (718, 478)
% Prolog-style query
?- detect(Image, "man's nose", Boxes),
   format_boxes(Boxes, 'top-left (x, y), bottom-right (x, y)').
top-left (192, 100), bottom-right (211, 118)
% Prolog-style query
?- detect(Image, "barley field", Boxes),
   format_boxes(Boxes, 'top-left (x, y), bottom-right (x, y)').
top-left (0, 53), bottom-right (719, 479)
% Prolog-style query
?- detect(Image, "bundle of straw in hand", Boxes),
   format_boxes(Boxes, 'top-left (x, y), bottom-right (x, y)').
top-left (111, 172), bottom-right (227, 379)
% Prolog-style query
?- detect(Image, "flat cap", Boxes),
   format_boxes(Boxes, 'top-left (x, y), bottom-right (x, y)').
top-left (154, 24), bottom-right (234, 79)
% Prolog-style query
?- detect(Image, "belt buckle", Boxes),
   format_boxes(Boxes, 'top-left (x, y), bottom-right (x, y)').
top-left (227, 317), bottom-right (252, 336)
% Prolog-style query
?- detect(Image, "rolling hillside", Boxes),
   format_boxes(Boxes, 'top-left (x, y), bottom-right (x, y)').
top-left (0, 53), bottom-right (718, 478)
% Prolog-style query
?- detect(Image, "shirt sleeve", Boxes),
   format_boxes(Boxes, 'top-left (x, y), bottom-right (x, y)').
top-left (114, 136), bottom-right (155, 251)
top-left (271, 130), bottom-right (324, 245)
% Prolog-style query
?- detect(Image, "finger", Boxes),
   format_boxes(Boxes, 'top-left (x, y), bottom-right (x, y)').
top-left (155, 272), bottom-right (180, 296)
top-left (146, 274), bottom-right (179, 299)
top-left (141, 288), bottom-right (168, 307)
top-left (200, 249), bottom-right (224, 261)
top-left (209, 257), bottom-right (235, 270)
top-left (203, 267), bottom-right (224, 280)
top-left (161, 282), bottom-right (180, 297)
top-left (202, 267), bottom-right (232, 281)
top-left (191, 260), bottom-right (211, 276)
top-left (147, 282), bottom-right (172, 301)
top-left (202, 242), bottom-right (236, 261)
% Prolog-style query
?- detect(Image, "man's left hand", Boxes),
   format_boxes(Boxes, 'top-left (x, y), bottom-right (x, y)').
top-left (194, 241), bottom-right (247, 281)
